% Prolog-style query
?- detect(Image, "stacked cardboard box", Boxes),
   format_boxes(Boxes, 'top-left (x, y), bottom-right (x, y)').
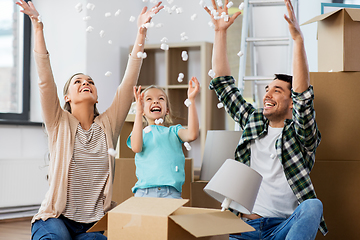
top-left (305, 8), bottom-right (360, 239)
top-left (310, 72), bottom-right (360, 240)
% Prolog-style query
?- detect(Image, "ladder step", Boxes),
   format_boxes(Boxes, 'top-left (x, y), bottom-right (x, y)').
top-left (249, 0), bottom-right (285, 6)
top-left (243, 76), bottom-right (274, 81)
top-left (246, 37), bottom-right (290, 42)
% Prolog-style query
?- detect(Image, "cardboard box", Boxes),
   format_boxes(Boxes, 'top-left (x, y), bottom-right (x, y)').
top-left (191, 181), bottom-right (221, 209)
top-left (310, 72), bottom-right (360, 161)
top-left (311, 160), bottom-right (360, 240)
top-left (112, 158), bottom-right (193, 206)
top-left (302, 8), bottom-right (360, 72)
top-left (88, 197), bottom-right (254, 239)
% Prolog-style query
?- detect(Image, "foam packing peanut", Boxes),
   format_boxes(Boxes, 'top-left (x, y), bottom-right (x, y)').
top-left (108, 148), bottom-right (117, 157)
top-left (144, 126), bottom-right (152, 133)
top-left (227, 1), bottom-right (234, 8)
top-left (155, 118), bottom-right (164, 125)
top-left (184, 142), bottom-right (191, 151)
top-left (184, 99), bottom-right (191, 107)
top-left (208, 69), bottom-right (216, 78)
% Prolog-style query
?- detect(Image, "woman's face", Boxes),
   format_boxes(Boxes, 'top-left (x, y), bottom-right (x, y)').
top-left (64, 74), bottom-right (98, 106)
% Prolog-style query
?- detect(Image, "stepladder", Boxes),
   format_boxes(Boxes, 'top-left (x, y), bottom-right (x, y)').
top-left (237, 0), bottom-right (298, 110)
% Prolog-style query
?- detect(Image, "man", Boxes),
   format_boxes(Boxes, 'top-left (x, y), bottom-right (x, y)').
top-left (204, 0), bottom-right (327, 239)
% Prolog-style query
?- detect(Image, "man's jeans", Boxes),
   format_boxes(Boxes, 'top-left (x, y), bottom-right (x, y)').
top-left (31, 215), bottom-right (106, 240)
top-left (230, 199), bottom-right (323, 240)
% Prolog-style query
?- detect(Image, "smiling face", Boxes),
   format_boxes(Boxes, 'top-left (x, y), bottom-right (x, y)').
top-left (143, 87), bottom-right (169, 124)
top-left (263, 79), bottom-right (293, 126)
top-left (64, 74), bottom-right (98, 107)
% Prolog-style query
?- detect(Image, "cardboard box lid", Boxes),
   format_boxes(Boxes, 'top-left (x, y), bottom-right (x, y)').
top-left (88, 197), bottom-right (189, 233)
top-left (302, 8), bottom-right (360, 26)
top-left (112, 197), bottom-right (189, 216)
top-left (169, 207), bottom-right (254, 238)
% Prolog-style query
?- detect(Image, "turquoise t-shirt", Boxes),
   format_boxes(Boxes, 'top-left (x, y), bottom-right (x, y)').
top-left (126, 124), bottom-right (185, 193)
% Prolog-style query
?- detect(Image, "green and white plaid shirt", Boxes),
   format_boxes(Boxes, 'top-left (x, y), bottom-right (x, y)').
top-left (209, 76), bottom-right (327, 235)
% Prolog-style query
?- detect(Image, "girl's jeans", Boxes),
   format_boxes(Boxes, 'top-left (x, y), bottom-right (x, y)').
top-left (134, 186), bottom-right (182, 199)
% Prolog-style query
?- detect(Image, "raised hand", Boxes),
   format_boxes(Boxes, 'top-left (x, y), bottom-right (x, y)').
top-left (133, 86), bottom-right (144, 115)
top-left (284, 0), bottom-right (302, 41)
top-left (204, 0), bottom-right (241, 32)
top-left (188, 77), bottom-right (200, 102)
top-left (137, 1), bottom-right (164, 34)
top-left (16, 0), bottom-right (42, 29)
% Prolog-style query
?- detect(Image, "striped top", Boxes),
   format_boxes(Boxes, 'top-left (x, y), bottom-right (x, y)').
top-left (62, 123), bottom-right (109, 223)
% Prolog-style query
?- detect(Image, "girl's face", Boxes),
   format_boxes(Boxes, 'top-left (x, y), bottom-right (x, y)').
top-left (143, 88), bottom-right (168, 123)
top-left (64, 74), bottom-right (98, 106)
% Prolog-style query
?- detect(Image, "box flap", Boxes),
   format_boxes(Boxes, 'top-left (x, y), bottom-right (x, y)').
top-left (345, 8), bottom-right (360, 22)
top-left (87, 213), bottom-right (108, 232)
top-left (301, 8), bottom-right (343, 25)
top-left (169, 207), bottom-right (254, 237)
top-left (112, 196), bottom-right (189, 217)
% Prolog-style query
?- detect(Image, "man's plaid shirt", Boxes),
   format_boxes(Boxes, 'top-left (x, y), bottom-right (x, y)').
top-left (209, 76), bottom-right (327, 235)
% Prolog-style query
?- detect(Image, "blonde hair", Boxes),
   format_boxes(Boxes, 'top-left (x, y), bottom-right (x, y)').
top-left (142, 85), bottom-right (173, 127)
top-left (63, 73), bottom-right (100, 117)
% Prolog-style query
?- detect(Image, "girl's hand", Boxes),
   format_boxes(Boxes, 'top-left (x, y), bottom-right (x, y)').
top-left (204, 0), bottom-right (241, 32)
top-left (133, 86), bottom-right (144, 115)
top-left (188, 77), bottom-right (200, 101)
top-left (16, 0), bottom-right (43, 30)
top-left (137, 1), bottom-right (164, 34)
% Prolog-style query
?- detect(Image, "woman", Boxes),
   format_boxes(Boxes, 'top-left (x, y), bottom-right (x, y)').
top-left (16, 1), bottom-right (163, 239)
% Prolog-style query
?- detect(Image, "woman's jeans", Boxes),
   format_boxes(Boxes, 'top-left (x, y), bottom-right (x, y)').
top-left (134, 186), bottom-right (182, 199)
top-left (31, 214), bottom-right (106, 240)
top-left (229, 199), bottom-right (323, 240)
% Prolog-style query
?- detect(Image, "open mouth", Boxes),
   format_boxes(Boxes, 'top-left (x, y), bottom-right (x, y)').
top-left (264, 101), bottom-right (275, 108)
top-left (80, 87), bottom-right (92, 93)
top-left (150, 106), bottom-right (161, 112)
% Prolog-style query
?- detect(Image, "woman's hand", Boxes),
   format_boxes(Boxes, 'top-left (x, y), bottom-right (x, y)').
top-left (137, 1), bottom-right (164, 34)
top-left (16, 0), bottom-right (43, 30)
top-left (204, 0), bottom-right (241, 32)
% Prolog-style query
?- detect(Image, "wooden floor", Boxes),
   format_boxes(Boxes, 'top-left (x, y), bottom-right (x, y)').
top-left (0, 218), bottom-right (31, 240)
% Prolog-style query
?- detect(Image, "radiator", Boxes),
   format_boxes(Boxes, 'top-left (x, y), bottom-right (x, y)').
top-left (0, 158), bottom-right (49, 209)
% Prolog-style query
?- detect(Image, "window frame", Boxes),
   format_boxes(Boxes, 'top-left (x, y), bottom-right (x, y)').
top-left (0, 2), bottom-right (31, 122)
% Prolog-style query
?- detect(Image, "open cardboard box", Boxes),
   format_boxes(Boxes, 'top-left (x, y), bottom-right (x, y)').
top-left (302, 8), bottom-right (360, 72)
top-left (88, 197), bottom-right (254, 239)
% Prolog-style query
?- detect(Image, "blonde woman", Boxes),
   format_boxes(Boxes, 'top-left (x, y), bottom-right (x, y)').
top-left (16, 1), bottom-right (163, 239)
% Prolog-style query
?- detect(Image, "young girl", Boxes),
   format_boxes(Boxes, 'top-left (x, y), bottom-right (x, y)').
top-left (17, 0), bottom-right (163, 239)
top-left (127, 77), bottom-right (200, 199)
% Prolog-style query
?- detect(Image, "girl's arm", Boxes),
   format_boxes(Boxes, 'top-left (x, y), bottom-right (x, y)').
top-left (130, 86), bottom-right (144, 153)
top-left (178, 77), bottom-right (200, 142)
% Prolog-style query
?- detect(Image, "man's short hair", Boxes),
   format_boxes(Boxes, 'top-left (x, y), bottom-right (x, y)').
top-left (274, 74), bottom-right (292, 90)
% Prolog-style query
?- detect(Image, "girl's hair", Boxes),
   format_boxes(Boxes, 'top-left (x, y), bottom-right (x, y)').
top-left (63, 73), bottom-right (100, 117)
top-left (142, 85), bottom-right (173, 127)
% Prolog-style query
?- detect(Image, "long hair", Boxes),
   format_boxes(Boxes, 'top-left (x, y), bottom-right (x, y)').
top-left (141, 85), bottom-right (173, 127)
top-left (63, 73), bottom-right (100, 117)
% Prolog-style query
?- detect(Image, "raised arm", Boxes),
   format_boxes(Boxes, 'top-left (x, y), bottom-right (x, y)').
top-left (204, 0), bottom-right (241, 77)
top-left (284, 0), bottom-right (309, 93)
top-left (130, 86), bottom-right (144, 153)
top-left (16, 0), bottom-right (47, 54)
top-left (17, 0), bottom-right (63, 130)
top-left (105, 2), bottom-right (163, 138)
top-left (178, 77), bottom-right (200, 142)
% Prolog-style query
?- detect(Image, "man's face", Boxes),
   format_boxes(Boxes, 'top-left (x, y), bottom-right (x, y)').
top-left (262, 79), bottom-right (293, 123)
